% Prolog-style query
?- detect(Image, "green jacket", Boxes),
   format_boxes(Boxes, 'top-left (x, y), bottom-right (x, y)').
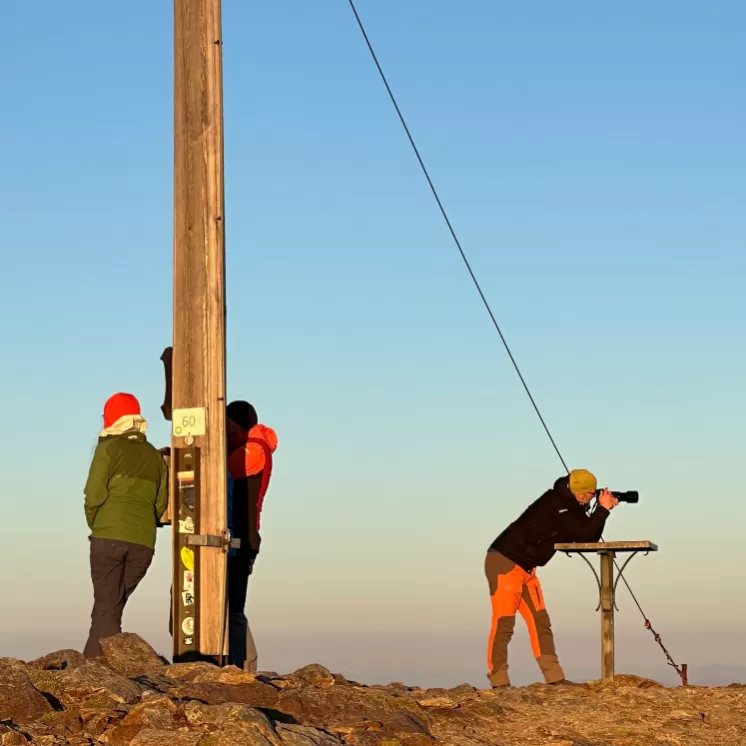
top-left (84, 431), bottom-right (168, 549)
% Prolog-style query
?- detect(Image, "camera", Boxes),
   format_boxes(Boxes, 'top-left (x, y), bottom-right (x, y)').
top-left (595, 489), bottom-right (639, 504)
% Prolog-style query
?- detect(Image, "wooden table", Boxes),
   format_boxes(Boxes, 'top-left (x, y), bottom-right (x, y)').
top-left (554, 541), bottom-right (658, 682)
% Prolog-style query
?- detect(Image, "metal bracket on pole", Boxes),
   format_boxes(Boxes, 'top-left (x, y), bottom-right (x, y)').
top-left (567, 548), bottom-right (648, 611)
top-left (612, 550), bottom-right (649, 610)
top-left (565, 551), bottom-right (603, 611)
top-left (186, 534), bottom-right (241, 550)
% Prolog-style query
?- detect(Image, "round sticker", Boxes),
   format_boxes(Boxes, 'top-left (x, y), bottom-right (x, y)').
top-left (182, 617), bottom-right (195, 636)
top-left (180, 547), bottom-right (195, 572)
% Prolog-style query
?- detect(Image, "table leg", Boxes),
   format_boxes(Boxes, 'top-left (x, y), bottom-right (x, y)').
top-left (600, 550), bottom-right (615, 681)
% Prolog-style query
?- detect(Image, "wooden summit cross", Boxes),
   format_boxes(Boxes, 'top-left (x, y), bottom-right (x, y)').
top-left (554, 541), bottom-right (658, 682)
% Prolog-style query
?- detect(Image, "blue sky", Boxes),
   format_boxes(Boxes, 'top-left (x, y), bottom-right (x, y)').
top-left (1, 0), bottom-right (744, 686)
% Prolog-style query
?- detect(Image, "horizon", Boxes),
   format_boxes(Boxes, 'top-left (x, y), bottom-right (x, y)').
top-left (1, 0), bottom-right (744, 687)
top-left (6, 527), bottom-right (746, 688)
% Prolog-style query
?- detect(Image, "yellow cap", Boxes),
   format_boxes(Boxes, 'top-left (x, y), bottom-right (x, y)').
top-left (569, 469), bottom-right (597, 496)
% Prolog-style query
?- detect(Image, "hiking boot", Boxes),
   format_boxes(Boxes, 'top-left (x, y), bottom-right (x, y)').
top-left (491, 682), bottom-right (513, 689)
top-left (548, 679), bottom-right (583, 686)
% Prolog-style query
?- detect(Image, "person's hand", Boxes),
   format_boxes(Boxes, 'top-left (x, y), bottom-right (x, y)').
top-left (598, 489), bottom-right (619, 511)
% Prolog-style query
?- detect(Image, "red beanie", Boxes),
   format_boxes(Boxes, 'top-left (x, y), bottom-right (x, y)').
top-left (103, 393), bottom-right (141, 429)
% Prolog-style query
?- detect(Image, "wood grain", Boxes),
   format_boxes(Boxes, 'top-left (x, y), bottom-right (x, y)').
top-left (173, 0), bottom-right (227, 658)
top-left (554, 541), bottom-right (658, 552)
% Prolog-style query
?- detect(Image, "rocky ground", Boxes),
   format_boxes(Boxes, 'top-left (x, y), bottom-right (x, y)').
top-left (1, 634), bottom-right (744, 746)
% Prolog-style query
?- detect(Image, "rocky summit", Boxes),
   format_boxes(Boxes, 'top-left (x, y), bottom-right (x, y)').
top-left (0, 634), bottom-right (744, 745)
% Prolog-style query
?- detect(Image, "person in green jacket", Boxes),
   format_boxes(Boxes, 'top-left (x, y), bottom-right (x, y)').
top-left (83, 392), bottom-right (168, 658)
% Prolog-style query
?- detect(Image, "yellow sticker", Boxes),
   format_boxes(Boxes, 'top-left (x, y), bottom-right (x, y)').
top-left (180, 547), bottom-right (195, 572)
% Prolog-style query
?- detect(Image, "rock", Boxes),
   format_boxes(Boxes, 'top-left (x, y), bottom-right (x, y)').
top-left (425, 698), bottom-right (506, 744)
top-left (0, 724), bottom-right (30, 746)
top-left (293, 665), bottom-right (335, 688)
top-left (37, 708), bottom-right (85, 736)
top-left (162, 662), bottom-right (221, 682)
top-left (100, 634), bottom-right (166, 678)
top-left (9, 723), bottom-right (59, 744)
top-left (272, 677), bottom-right (305, 691)
top-left (1, 733), bottom-right (29, 746)
top-left (344, 733), bottom-right (433, 746)
top-left (129, 731), bottom-right (202, 746)
top-left (385, 682), bottom-right (409, 692)
top-left (274, 685), bottom-right (429, 732)
top-left (184, 703), bottom-right (340, 746)
top-left (704, 705), bottom-right (746, 728)
top-left (163, 662), bottom-right (259, 686)
top-left (184, 701), bottom-right (273, 729)
top-left (0, 658), bottom-right (54, 724)
top-left (276, 723), bottom-right (344, 745)
top-left (79, 707), bottom-right (123, 737)
top-left (609, 674), bottom-right (665, 689)
top-left (166, 681), bottom-right (280, 709)
top-left (197, 728), bottom-right (275, 746)
top-left (27, 650), bottom-right (86, 672)
top-left (183, 703), bottom-right (278, 746)
top-left (414, 697), bottom-right (459, 709)
top-left (207, 667), bottom-right (260, 686)
top-left (27, 661), bottom-right (142, 709)
top-left (4, 644), bottom-right (746, 746)
top-left (107, 696), bottom-right (182, 746)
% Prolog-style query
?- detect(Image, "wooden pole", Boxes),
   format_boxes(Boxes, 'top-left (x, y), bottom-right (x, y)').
top-left (172, 0), bottom-right (227, 661)
top-left (599, 550), bottom-right (615, 681)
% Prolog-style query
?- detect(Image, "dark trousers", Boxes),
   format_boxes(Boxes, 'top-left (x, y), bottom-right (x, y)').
top-left (84, 537), bottom-right (154, 659)
top-left (227, 546), bottom-right (259, 670)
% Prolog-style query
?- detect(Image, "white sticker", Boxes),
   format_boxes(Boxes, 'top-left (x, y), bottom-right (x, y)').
top-left (173, 408), bottom-right (206, 439)
top-left (183, 571), bottom-right (194, 593)
top-left (179, 516), bottom-right (195, 534)
top-left (182, 617), bottom-right (195, 636)
top-left (182, 591), bottom-right (195, 607)
top-left (184, 637), bottom-right (193, 646)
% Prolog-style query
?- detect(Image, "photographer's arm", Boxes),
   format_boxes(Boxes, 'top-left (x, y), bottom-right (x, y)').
top-left (556, 504), bottom-right (610, 542)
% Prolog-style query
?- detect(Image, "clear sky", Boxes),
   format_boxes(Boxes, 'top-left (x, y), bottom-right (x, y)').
top-left (1, 0), bottom-right (744, 686)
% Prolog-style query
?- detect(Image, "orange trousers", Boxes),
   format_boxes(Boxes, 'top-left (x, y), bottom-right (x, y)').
top-left (485, 551), bottom-right (564, 686)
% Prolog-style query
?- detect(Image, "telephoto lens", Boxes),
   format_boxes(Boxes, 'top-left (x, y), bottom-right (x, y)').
top-left (613, 490), bottom-right (639, 504)
top-left (594, 489), bottom-right (640, 504)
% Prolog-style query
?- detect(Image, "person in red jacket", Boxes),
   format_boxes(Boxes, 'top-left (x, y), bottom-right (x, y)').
top-left (226, 400), bottom-right (278, 672)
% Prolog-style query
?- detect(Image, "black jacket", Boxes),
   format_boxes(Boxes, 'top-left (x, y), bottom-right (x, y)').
top-left (489, 476), bottom-right (609, 571)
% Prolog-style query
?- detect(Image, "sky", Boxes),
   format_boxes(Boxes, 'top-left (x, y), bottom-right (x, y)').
top-left (1, 0), bottom-right (744, 687)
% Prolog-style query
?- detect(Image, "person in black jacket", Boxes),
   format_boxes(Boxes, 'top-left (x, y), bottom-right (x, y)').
top-left (485, 469), bottom-right (619, 687)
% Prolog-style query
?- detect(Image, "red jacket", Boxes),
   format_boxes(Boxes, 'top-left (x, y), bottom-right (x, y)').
top-left (227, 424), bottom-right (278, 552)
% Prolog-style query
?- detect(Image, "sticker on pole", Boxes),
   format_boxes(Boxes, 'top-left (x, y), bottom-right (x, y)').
top-left (183, 571), bottom-right (194, 593)
top-left (182, 617), bottom-right (195, 636)
top-left (173, 407), bottom-right (206, 439)
top-left (180, 547), bottom-right (195, 572)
